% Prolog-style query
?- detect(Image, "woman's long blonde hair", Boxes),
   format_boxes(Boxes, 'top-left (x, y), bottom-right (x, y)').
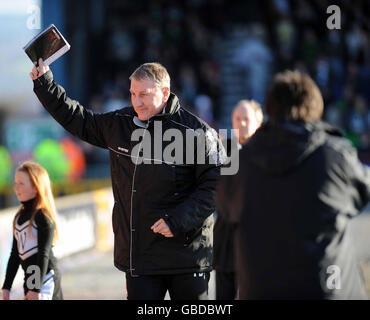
top-left (13, 161), bottom-right (59, 244)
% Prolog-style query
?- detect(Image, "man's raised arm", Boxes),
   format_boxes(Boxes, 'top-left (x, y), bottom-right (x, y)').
top-left (31, 58), bottom-right (110, 149)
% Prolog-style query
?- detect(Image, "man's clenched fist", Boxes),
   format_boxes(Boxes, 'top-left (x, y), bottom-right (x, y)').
top-left (29, 58), bottom-right (50, 80)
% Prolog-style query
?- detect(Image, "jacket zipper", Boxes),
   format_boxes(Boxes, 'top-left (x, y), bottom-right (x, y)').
top-left (129, 122), bottom-right (149, 277)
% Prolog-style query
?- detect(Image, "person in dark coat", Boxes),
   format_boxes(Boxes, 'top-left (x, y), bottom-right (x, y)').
top-left (217, 70), bottom-right (370, 299)
top-left (214, 100), bottom-right (263, 300)
top-left (30, 59), bottom-right (223, 300)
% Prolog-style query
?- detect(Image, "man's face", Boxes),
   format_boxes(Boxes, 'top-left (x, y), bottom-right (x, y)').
top-left (130, 78), bottom-right (169, 121)
top-left (232, 104), bottom-right (260, 144)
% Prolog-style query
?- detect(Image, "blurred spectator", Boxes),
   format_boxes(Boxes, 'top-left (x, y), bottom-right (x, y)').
top-left (194, 94), bottom-right (214, 126)
top-left (103, 89), bottom-right (128, 113)
top-left (232, 24), bottom-right (273, 104)
top-left (275, 17), bottom-right (296, 68)
top-left (179, 65), bottom-right (198, 108)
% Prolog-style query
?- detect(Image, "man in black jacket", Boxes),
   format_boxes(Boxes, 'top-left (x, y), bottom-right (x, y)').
top-left (30, 59), bottom-right (223, 300)
top-left (217, 70), bottom-right (370, 299)
top-left (214, 99), bottom-right (263, 300)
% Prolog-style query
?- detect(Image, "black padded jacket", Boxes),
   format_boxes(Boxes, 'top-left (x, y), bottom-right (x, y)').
top-left (33, 71), bottom-right (223, 276)
top-left (217, 120), bottom-right (370, 299)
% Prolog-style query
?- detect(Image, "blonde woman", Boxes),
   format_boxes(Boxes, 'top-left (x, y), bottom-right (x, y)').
top-left (2, 161), bottom-right (63, 300)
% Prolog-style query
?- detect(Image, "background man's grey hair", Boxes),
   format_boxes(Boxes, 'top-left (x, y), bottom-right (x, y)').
top-left (129, 62), bottom-right (171, 88)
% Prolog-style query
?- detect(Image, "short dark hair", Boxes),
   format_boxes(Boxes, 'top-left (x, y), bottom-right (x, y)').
top-left (265, 70), bottom-right (324, 122)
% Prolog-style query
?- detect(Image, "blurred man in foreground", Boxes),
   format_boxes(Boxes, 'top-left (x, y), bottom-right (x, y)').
top-left (217, 70), bottom-right (370, 299)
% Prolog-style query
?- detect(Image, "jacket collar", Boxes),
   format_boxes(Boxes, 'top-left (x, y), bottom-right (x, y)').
top-left (152, 92), bottom-right (181, 119)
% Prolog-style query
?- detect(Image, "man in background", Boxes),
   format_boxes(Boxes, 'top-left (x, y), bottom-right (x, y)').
top-left (214, 99), bottom-right (263, 300)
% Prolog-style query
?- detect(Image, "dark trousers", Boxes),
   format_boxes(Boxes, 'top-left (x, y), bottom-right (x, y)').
top-left (216, 271), bottom-right (237, 300)
top-left (125, 272), bottom-right (210, 300)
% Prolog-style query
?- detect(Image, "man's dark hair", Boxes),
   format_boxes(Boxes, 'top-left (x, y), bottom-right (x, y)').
top-left (265, 70), bottom-right (324, 122)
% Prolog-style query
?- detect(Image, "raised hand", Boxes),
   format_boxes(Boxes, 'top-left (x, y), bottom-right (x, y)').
top-left (29, 58), bottom-right (50, 80)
